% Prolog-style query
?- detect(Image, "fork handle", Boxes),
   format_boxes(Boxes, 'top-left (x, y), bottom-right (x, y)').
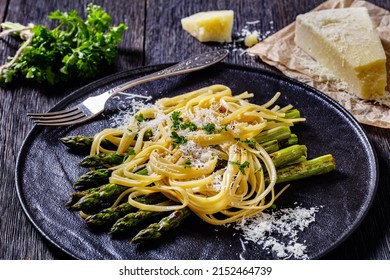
top-left (107, 49), bottom-right (229, 98)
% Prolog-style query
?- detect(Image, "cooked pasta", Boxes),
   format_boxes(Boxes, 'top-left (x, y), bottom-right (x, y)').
top-left (88, 84), bottom-right (305, 225)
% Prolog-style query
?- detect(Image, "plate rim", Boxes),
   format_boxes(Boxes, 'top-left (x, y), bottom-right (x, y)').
top-left (14, 62), bottom-right (379, 260)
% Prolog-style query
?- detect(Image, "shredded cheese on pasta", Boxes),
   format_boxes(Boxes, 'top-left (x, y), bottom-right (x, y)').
top-left (89, 84), bottom-right (305, 225)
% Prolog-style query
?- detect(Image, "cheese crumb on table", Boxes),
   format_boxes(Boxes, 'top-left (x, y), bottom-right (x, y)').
top-left (244, 30), bottom-right (259, 47)
top-left (295, 7), bottom-right (387, 100)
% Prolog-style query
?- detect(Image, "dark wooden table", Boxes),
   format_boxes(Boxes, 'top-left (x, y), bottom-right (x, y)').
top-left (1, 0), bottom-right (389, 260)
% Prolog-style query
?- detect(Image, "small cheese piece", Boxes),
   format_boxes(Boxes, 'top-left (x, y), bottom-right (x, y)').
top-left (244, 31), bottom-right (259, 47)
top-left (181, 10), bottom-right (234, 43)
top-left (295, 7), bottom-right (387, 100)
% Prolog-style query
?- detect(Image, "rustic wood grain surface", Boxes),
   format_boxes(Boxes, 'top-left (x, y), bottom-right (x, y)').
top-left (1, 0), bottom-right (389, 260)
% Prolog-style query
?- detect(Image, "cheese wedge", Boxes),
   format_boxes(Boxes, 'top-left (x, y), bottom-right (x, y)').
top-left (295, 7), bottom-right (387, 100)
top-left (181, 10), bottom-right (234, 43)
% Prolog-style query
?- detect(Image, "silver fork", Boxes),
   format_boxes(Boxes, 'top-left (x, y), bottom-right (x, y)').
top-left (28, 49), bottom-right (229, 126)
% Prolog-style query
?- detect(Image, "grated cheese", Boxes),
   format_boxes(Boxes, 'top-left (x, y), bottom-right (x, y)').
top-left (109, 92), bottom-right (153, 128)
top-left (210, 173), bottom-right (224, 191)
top-left (191, 105), bottom-right (225, 127)
top-left (231, 205), bottom-right (321, 259)
top-left (180, 140), bottom-right (215, 168)
top-left (107, 90), bottom-right (324, 260)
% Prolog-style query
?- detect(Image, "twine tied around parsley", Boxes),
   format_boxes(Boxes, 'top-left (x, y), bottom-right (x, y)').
top-left (0, 22), bottom-right (35, 76)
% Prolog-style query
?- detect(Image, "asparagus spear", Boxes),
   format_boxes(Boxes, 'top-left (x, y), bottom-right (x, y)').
top-left (279, 133), bottom-right (298, 148)
top-left (260, 133), bottom-right (299, 154)
top-left (254, 126), bottom-right (292, 144)
top-left (85, 193), bottom-right (167, 227)
top-left (59, 135), bottom-right (94, 152)
top-left (127, 155), bottom-right (334, 243)
top-left (70, 183), bottom-right (128, 213)
top-left (267, 154), bottom-right (336, 184)
top-left (261, 140), bottom-right (280, 153)
top-left (109, 207), bottom-right (168, 235)
top-left (79, 153), bottom-right (124, 168)
top-left (135, 168), bottom-right (149, 175)
top-left (270, 144), bottom-right (307, 168)
top-left (65, 186), bottom-right (103, 207)
top-left (73, 167), bottom-right (148, 189)
top-left (59, 135), bottom-right (117, 152)
top-left (73, 168), bottom-right (113, 188)
top-left (131, 207), bottom-right (192, 243)
top-left (284, 109), bottom-right (301, 119)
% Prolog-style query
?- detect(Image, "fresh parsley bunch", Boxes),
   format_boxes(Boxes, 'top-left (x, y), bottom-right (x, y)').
top-left (0, 4), bottom-right (127, 85)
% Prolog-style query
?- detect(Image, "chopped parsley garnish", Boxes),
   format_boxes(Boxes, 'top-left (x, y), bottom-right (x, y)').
top-left (170, 131), bottom-right (187, 147)
top-left (235, 138), bottom-right (257, 148)
top-left (171, 111), bottom-right (183, 130)
top-left (135, 114), bottom-right (145, 122)
top-left (181, 121), bottom-right (198, 131)
top-left (202, 123), bottom-right (216, 134)
top-left (171, 111), bottom-right (197, 131)
top-left (184, 159), bottom-right (192, 168)
top-left (229, 161), bottom-right (250, 175)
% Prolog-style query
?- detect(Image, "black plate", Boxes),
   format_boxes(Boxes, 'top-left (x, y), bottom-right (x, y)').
top-left (15, 63), bottom-right (378, 260)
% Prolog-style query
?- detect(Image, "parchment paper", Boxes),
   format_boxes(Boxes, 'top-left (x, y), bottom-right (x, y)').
top-left (248, 0), bottom-right (390, 128)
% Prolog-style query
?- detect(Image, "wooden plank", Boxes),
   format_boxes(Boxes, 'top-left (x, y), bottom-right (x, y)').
top-left (144, 0), bottom-right (325, 67)
top-left (0, 0), bottom-right (7, 23)
top-left (0, 0), bottom-right (145, 260)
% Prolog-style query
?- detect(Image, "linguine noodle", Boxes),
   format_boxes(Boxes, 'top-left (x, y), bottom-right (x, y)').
top-left (88, 84), bottom-right (305, 225)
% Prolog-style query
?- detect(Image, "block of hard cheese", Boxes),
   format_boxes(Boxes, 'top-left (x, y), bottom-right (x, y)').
top-left (295, 7), bottom-right (387, 100)
top-left (181, 10), bottom-right (234, 43)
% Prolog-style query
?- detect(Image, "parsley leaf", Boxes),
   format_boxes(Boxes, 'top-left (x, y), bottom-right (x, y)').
top-left (235, 138), bottom-right (257, 148)
top-left (170, 131), bottom-right (187, 147)
top-left (184, 159), bottom-right (192, 168)
top-left (135, 114), bottom-right (145, 122)
top-left (171, 111), bottom-right (182, 130)
top-left (0, 4), bottom-right (127, 85)
top-left (229, 161), bottom-right (250, 175)
top-left (181, 121), bottom-right (198, 131)
top-left (202, 123), bottom-right (216, 134)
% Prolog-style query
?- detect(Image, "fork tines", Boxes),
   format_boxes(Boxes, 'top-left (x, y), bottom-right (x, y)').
top-left (27, 107), bottom-right (87, 126)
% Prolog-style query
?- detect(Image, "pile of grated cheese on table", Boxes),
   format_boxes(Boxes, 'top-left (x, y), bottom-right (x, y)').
top-left (232, 204), bottom-right (321, 259)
